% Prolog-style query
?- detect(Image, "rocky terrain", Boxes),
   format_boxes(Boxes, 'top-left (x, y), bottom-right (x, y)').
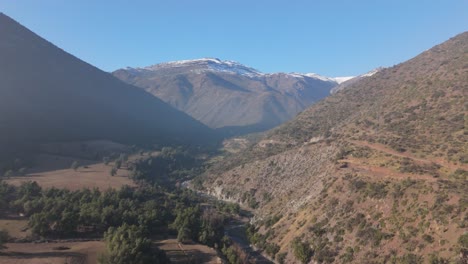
top-left (198, 32), bottom-right (468, 263)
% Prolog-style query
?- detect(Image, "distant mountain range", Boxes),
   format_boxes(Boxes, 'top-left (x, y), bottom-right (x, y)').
top-left (113, 58), bottom-right (353, 134)
top-left (0, 13), bottom-right (214, 159)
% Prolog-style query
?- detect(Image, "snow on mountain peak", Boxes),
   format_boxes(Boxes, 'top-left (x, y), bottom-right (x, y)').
top-left (303, 73), bottom-right (336, 82)
top-left (138, 58), bottom-right (262, 77)
top-left (361, 67), bottom-right (382, 77)
top-left (333, 76), bottom-right (355, 84)
top-left (123, 58), bottom-right (347, 83)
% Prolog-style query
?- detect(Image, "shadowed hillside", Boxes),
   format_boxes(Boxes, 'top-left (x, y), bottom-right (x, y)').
top-left (0, 13), bottom-right (215, 159)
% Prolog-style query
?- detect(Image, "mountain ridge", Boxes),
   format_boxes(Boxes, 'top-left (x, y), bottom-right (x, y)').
top-left (114, 58), bottom-right (343, 133)
top-left (121, 57), bottom-right (353, 83)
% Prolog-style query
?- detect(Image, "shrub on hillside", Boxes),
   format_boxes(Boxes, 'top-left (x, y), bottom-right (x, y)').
top-left (0, 229), bottom-right (9, 249)
top-left (292, 238), bottom-right (313, 264)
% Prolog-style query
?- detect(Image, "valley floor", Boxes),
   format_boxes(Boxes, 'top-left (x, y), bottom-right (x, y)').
top-left (0, 241), bottom-right (104, 264)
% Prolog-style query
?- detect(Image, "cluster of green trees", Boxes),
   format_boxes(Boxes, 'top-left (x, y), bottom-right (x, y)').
top-left (0, 229), bottom-right (9, 250)
top-left (1, 181), bottom-right (174, 237)
top-left (1, 157), bottom-right (30, 178)
top-left (0, 176), bottom-right (228, 263)
top-left (172, 206), bottom-right (224, 247)
top-left (100, 224), bottom-right (168, 264)
top-left (0, 145), bottom-right (246, 263)
top-left (220, 238), bottom-right (249, 264)
top-left (130, 147), bottom-right (200, 185)
top-left (170, 200), bottom-right (250, 264)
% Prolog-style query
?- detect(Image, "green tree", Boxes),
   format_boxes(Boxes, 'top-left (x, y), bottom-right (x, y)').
top-left (29, 212), bottom-right (51, 236)
top-left (18, 167), bottom-right (27, 176)
top-left (102, 224), bottom-right (167, 264)
top-left (222, 242), bottom-right (248, 264)
top-left (177, 226), bottom-right (192, 243)
top-left (0, 182), bottom-right (16, 214)
top-left (459, 233), bottom-right (468, 256)
top-left (292, 238), bottom-right (313, 264)
top-left (198, 208), bottom-right (224, 247)
top-left (265, 243), bottom-right (280, 258)
top-left (173, 206), bottom-right (201, 243)
top-left (110, 167), bottom-right (118, 177)
top-left (276, 252), bottom-right (287, 264)
top-left (71, 161), bottom-right (80, 171)
top-left (119, 153), bottom-right (129, 162)
top-left (17, 181), bottom-right (42, 200)
top-left (0, 229), bottom-right (9, 249)
top-left (114, 159), bottom-right (122, 169)
top-left (103, 157), bottom-right (110, 165)
top-left (3, 170), bottom-right (14, 178)
top-left (56, 210), bottom-right (79, 236)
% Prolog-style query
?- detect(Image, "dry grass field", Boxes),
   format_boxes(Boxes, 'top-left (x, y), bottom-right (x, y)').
top-left (0, 217), bottom-right (223, 264)
top-left (0, 241), bottom-right (105, 264)
top-left (0, 218), bottom-right (30, 239)
top-left (5, 154), bottom-right (135, 191)
top-left (4, 140), bottom-right (160, 190)
top-left (156, 238), bottom-right (222, 264)
top-left (4, 140), bottom-right (139, 191)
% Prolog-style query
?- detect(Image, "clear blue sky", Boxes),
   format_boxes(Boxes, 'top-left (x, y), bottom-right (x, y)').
top-left (1, 1), bottom-right (467, 76)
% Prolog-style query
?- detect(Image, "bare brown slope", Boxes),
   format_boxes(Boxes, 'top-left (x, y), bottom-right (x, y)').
top-left (0, 13), bottom-right (214, 154)
top-left (113, 60), bottom-right (335, 133)
top-left (281, 32), bottom-right (466, 152)
top-left (198, 32), bottom-right (468, 263)
top-left (221, 31), bottom-right (467, 166)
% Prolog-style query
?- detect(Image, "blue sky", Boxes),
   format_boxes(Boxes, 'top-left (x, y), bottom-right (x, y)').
top-left (1, 1), bottom-right (467, 76)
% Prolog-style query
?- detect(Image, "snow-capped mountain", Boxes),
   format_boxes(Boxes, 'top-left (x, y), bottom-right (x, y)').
top-left (330, 67), bottom-right (383, 94)
top-left (127, 58), bottom-right (346, 83)
top-left (332, 76), bottom-right (355, 84)
top-left (114, 58), bottom-right (339, 134)
top-left (131, 58), bottom-right (263, 78)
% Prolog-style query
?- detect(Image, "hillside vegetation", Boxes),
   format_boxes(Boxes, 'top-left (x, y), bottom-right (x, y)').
top-left (198, 32), bottom-right (468, 263)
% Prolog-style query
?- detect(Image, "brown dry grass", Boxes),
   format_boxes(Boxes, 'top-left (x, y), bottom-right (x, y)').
top-left (156, 238), bottom-right (221, 264)
top-left (342, 158), bottom-right (438, 182)
top-left (0, 219), bottom-right (29, 239)
top-left (349, 140), bottom-right (468, 172)
top-left (6, 162), bottom-right (134, 191)
top-left (5, 154), bottom-right (135, 191)
top-left (0, 241), bottom-right (105, 264)
top-left (3, 140), bottom-right (161, 190)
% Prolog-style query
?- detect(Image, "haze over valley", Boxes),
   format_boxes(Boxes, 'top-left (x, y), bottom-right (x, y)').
top-left (0, 3), bottom-right (466, 264)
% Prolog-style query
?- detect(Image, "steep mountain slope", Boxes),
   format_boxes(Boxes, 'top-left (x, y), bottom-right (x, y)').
top-left (0, 13), bottom-right (214, 158)
top-left (198, 32), bottom-right (468, 263)
top-left (113, 59), bottom-right (338, 134)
